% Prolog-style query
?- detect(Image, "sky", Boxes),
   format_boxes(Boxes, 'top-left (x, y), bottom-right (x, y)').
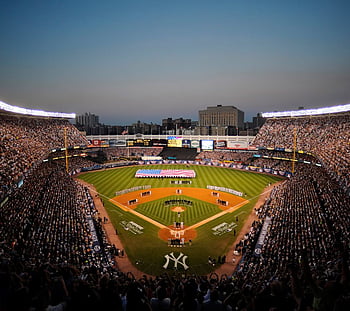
top-left (1, 0), bottom-right (350, 124)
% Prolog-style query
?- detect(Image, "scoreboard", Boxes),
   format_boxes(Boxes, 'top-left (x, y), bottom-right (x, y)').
top-left (167, 139), bottom-right (182, 147)
top-left (127, 139), bottom-right (152, 147)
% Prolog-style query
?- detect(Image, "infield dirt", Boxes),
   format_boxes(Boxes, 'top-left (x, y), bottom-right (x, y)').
top-left (79, 179), bottom-right (282, 278)
top-left (109, 187), bottom-right (249, 242)
top-left (110, 187), bottom-right (247, 211)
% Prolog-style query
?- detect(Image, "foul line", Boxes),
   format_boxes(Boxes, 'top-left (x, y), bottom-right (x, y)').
top-left (185, 200), bottom-right (249, 231)
top-left (86, 184), bottom-right (276, 233)
top-left (109, 199), bottom-right (166, 229)
top-left (185, 186), bottom-right (278, 231)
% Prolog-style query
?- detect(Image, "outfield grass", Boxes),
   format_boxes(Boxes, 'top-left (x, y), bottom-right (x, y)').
top-left (78, 164), bottom-right (282, 275)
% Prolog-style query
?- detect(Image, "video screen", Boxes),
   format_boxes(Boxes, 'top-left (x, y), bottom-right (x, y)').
top-left (201, 140), bottom-right (214, 150)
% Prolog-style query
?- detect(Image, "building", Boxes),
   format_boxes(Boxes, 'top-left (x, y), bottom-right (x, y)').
top-left (162, 117), bottom-right (192, 134)
top-left (199, 105), bottom-right (244, 129)
top-left (75, 112), bottom-right (100, 128)
top-left (252, 113), bottom-right (266, 129)
top-left (130, 120), bottom-right (161, 135)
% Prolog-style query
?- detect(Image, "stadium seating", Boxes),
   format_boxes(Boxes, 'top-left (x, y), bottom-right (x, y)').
top-left (104, 146), bottom-right (163, 161)
top-left (0, 111), bottom-right (349, 310)
top-left (253, 113), bottom-right (350, 193)
top-left (0, 114), bottom-right (88, 200)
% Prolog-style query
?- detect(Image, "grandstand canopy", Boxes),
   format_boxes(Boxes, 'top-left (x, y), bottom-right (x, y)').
top-left (262, 103), bottom-right (350, 118)
top-left (0, 100), bottom-right (76, 119)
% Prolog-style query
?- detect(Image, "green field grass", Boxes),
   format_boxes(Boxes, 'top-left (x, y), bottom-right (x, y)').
top-left (136, 195), bottom-right (220, 227)
top-left (77, 164), bottom-right (282, 275)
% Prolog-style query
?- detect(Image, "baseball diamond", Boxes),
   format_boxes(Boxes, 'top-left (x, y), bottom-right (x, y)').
top-left (78, 164), bottom-right (283, 275)
top-left (2, 100), bottom-right (349, 309)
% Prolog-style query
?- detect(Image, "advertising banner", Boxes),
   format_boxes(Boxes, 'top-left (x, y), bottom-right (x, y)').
top-left (108, 139), bottom-right (116, 146)
top-left (227, 141), bottom-right (248, 149)
top-left (191, 140), bottom-right (200, 148)
top-left (101, 139), bottom-right (109, 147)
top-left (201, 140), bottom-right (214, 150)
top-left (152, 139), bottom-right (168, 146)
top-left (91, 139), bottom-right (101, 147)
top-left (214, 140), bottom-right (227, 149)
top-left (168, 139), bottom-right (183, 147)
top-left (115, 140), bottom-right (127, 146)
top-left (182, 139), bottom-right (191, 148)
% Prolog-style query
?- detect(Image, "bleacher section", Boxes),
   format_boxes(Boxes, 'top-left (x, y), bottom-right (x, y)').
top-left (0, 114), bottom-right (88, 200)
top-left (253, 113), bottom-right (350, 193)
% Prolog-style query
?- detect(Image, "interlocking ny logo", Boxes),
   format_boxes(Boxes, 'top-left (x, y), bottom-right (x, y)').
top-left (163, 252), bottom-right (189, 270)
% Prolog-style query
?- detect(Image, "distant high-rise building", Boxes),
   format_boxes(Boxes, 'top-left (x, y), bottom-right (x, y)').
top-left (252, 113), bottom-right (266, 129)
top-left (162, 117), bottom-right (192, 132)
top-left (199, 105), bottom-right (244, 129)
top-left (75, 112), bottom-right (99, 128)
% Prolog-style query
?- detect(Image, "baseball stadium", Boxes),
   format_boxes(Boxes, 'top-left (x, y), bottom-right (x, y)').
top-left (1, 101), bottom-right (349, 310)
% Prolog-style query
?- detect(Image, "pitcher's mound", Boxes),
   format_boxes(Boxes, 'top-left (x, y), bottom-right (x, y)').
top-left (171, 206), bottom-right (186, 212)
top-left (158, 226), bottom-right (197, 242)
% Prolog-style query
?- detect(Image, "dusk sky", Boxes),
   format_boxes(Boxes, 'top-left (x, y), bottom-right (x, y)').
top-left (1, 0), bottom-right (349, 124)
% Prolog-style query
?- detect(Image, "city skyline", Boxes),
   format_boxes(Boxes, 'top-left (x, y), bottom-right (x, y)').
top-left (1, 0), bottom-right (349, 124)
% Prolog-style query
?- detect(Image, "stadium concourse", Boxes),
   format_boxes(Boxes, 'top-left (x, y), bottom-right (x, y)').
top-left (0, 106), bottom-right (350, 310)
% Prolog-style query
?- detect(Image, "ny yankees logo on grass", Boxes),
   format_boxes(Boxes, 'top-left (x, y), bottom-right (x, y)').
top-left (163, 252), bottom-right (189, 270)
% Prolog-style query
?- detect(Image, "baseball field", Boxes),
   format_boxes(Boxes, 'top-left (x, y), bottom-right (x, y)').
top-left (78, 164), bottom-right (282, 275)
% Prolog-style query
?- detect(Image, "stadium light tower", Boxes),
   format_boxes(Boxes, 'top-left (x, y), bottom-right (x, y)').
top-left (292, 128), bottom-right (297, 174)
top-left (64, 127), bottom-right (69, 173)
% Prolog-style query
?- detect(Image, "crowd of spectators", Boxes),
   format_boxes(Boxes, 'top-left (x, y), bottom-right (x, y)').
top-left (1, 111), bottom-right (350, 310)
top-left (0, 161), bottom-right (118, 310)
top-left (0, 114), bottom-right (88, 200)
top-left (231, 164), bottom-right (350, 310)
top-left (105, 147), bottom-right (163, 161)
top-left (252, 150), bottom-right (317, 164)
top-left (197, 150), bottom-right (318, 173)
top-left (1, 164), bottom-right (348, 310)
top-left (197, 150), bottom-right (254, 163)
top-left (253, 113), bottom-right (350, 192)
top-left (248, 158), bottom-right (292, 171)
top-left (2, 163), bottom-right (349, 310)
top-left (51, 155), bottom-right (98, 174)
top-left (0, 161), bottom-right (114, 269)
